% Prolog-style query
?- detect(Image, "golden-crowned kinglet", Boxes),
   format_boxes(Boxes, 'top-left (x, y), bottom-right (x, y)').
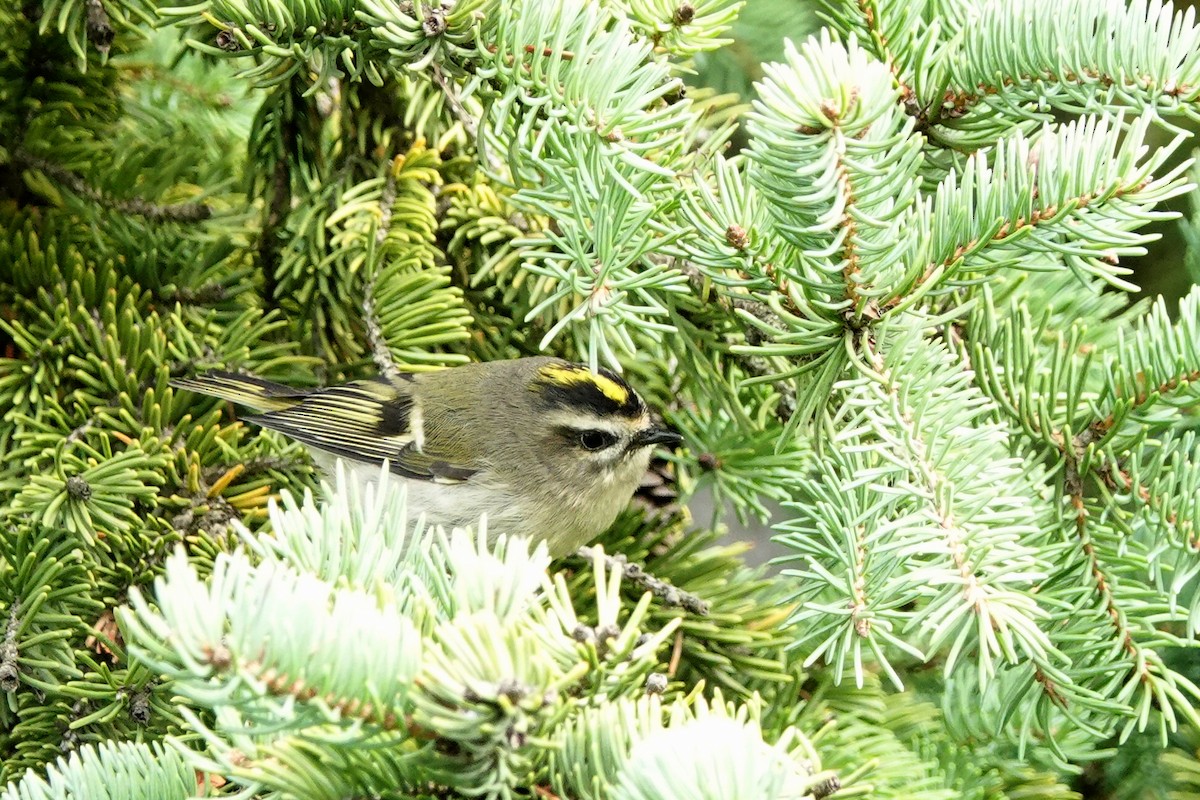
top-left (173, 357), bottom-right (682, 556)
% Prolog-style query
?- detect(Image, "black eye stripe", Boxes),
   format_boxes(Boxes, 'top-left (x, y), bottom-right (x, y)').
top-left (562, 428), bottom-right (620, 451)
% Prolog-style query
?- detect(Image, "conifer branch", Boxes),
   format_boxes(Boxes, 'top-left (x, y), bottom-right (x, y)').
top-left (8, 0), bottom-right (1200, 791)
top-left (0, 610), bottom-right (19, 693)
top-left (430, 63), bottom-right (477, 140)
top-left (674, 258), bottom-right (796, 420)
top-left (1062, 456), bottom-right (1142, 665)
top-left (948, 0), bottom-right (1200, 121)
top-left (362, 277), bottom-right (400, 379)
top-left (259, 154), bottom-right (291, 302)
top-left (845, 0), bottom-right (926, 129)
top-left (862, 333), bottom-right (980, 595)
top-left (856, 329), bottom-right (1043, 671)
top-left (575, 546), bottom-right (710, 616)
top-left (826, 104), bottom-right (865, 311)
top-left (1097, 454), bottom-right (1199, 551)
top-left (899, 178), bottom-right (1152, 308)
top-left (13, 150), bottom-right (213, 222)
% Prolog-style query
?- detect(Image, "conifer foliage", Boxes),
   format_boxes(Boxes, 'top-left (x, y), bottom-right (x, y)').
top-left (2, 0), bottom-right (1200, 797)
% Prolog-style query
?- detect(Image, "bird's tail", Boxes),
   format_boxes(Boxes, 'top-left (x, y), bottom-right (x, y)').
top-left (171, 370), bottom-right (305, 412)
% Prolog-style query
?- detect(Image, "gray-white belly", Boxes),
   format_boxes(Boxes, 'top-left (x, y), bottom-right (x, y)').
top-left (312, 454), bottom-right (529, 533)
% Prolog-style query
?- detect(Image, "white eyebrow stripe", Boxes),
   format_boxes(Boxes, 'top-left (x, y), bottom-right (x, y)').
top-left (547, 412), bottom-right (631, 437)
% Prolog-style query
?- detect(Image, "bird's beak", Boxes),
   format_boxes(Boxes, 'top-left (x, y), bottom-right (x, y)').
top-left (634, 427), bottom-right (683, 449)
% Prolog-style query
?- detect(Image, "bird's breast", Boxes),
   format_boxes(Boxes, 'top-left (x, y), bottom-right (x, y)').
top-left (315, 454), bottom-right (634, 558)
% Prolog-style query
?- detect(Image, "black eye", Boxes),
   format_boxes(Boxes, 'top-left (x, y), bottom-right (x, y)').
top-left (578, 430), bottom-right (618, 451)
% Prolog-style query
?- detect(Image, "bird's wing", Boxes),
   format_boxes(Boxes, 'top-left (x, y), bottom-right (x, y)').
top-left (242, 378), bottom-right (480, 484)
top-left (171, 370), bottom-right (309, 412)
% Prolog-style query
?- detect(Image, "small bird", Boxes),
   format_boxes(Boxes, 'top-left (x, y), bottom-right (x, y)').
top-left (173, 357), bottom-right (682, 557)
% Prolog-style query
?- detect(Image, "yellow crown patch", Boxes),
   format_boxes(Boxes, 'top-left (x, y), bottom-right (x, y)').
top-left (536, 363), bottom-right (630, 405)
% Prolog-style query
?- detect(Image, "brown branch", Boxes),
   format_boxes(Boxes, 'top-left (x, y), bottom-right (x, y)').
top-left (201, 456), bottom-right (308, 483)
top-left (363, 276), bottom-right (400, 380)
top-left (431, 63), bottom-right (478, 140)
top-left (14, 149), bottom-right (212, 222)
top-left (1040, 421), bottom-right (1155, 705)
top-left (1097, 457), bottom-right (1198, 551)
top-left (860, 331), bottom-right (986, 613)
top-left (812, 776), bottom-right (843, 800)
top-left (916, 62), bottom-right (1196, 141)
top-left (888, 175), bottom-right (1155, 311)
top-left (1097, 368), bottom-right (1200, 432)
top-left (958, 66), bottom-right (1195, 112)
top-left (0, 610), bottom-right (18, 692)
top-left (1062, 452), bottom-right (1142, 664)
top-left (815, 95), bottom-right (865, 311)
top-left (483, 43), bottom-right (576, 63)
top-left (1065, 365), bottom-right (1200, 469)
top-left (171, 282), bottom-right (228, 305)
top-left (169, 451), bottom-right (263, 538)
top-left (850, 525), bottom-right (870, 637)
top-left (851, 1), bottom-right (979, 144)
top-left (675, 259), bottom-right (797, 421)
top-left (377, 160), bottom-right (399, 246)
top-left (855, 1), bottom-right (922, 125)
top-left (523, 44), bottom-right (574, 61)
top-left (203, 644), bottom-right (407, 731)
top-left (121, 64), bottom-right (235, 110)
top-left (575, 546), bottom-right (709, 615)
top-left (1033, 665), bottom-right (1069, 709)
